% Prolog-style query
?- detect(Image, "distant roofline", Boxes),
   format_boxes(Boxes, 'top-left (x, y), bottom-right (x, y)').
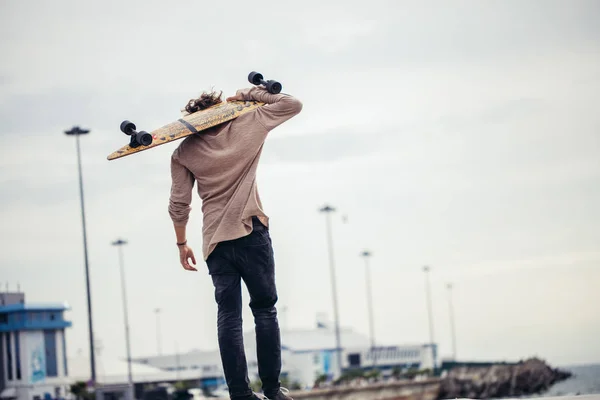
top-left (0, 303), bottom-right (71, 313)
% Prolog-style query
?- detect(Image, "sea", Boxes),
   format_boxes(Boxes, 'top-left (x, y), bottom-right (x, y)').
top-left (526, 364), bottom-right (600, 397)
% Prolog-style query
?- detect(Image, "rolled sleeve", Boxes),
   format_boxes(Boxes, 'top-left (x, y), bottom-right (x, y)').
top-left (168, 153), bottom-right (195, 226)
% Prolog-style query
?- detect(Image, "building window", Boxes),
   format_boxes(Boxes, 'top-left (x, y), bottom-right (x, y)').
top-left (0, 313), bottom-right (7, 324)
top-left (15, 332), bottom-right (22, 380)
top-left (348, 353), bottom-right (361, 367)
top-left (44, 331), bottom-right (58, 377)
top-left (6, 332), bottom-right (13, 380)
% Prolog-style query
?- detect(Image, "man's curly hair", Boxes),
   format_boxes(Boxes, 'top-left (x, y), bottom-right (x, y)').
top-left (183, 90), bottom-right (223, 114)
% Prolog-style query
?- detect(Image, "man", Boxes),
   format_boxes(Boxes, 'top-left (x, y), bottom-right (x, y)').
top-left (168, 85), bottom-right (303, 400)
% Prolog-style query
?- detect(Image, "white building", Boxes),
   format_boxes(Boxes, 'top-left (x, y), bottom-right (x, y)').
top-left (0, 292), bottom-right (72, 400)
top-left (132, 319), bottom-right (438, 390)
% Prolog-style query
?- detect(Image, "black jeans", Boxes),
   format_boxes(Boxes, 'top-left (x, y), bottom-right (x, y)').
top-left (206, 217), bottom-right (281, 399)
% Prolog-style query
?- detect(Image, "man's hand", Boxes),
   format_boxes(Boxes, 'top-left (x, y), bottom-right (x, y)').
top-left (178, 245), bottom-right (197, 271)
top-left (226, 91), bottom-right (244, 102)
top-left (227, 88), bottom-right (255, 102)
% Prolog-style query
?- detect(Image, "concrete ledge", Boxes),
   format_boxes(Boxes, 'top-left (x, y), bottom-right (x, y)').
top-left (289, 378), bottom-right (441, 400)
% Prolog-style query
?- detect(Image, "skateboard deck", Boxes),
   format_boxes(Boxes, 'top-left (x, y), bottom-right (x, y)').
top-left (106, 100), bottom-right (264, 160)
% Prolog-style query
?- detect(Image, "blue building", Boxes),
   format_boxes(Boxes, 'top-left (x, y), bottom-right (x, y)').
top-left (0, 292), bottom-right (72, 400)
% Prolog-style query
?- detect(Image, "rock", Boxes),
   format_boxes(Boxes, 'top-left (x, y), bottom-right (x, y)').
top-left (437, 358), bottom-right (572, 399)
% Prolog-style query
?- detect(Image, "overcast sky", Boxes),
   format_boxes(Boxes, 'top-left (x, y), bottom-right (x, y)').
top-left (1, 0), bottom-right (599, 375)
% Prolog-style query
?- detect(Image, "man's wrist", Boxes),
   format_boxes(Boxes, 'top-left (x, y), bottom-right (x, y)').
top-left (177, 240), bottom-right (187, 247)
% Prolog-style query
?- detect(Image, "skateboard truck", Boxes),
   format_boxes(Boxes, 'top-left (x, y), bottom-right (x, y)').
top-left (120, 120), bottom-right (153, 148)
top-left (248, 71), bottom-right (282, 94)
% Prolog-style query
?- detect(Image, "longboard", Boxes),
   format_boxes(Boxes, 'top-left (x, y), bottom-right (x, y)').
top-left (106, 100), bottom-right (264, 160)
top-left (107, 70), bottom-right (282, 161)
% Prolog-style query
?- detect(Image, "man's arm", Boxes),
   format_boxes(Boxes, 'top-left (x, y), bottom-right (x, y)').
top-left (168, 154), bottom-right (197, 271)
top-left (228, 87), bottom-right (303, 131)
top-left (168, 154), bottom-right (194, 227)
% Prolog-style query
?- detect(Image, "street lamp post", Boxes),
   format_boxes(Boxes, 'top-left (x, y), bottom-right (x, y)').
top-left (112, 239), bottom-right (133, 386)
top-left (423, 265), bottom-right (436, 370)
top-left (175, 342), bottom-right (181, 380)
top-left (64, 126), bottom-right (96, 384)
top-left (155, 308), bottom-right (162, 356)
top-left (361, 251), bottom-right (376, 367)
top-left (423, 266), bottom-right (435, 344)
top-left (280, 305), bottom-right (289, 331)
top-left (319, 204), bottom-right (342, 378)
top-left (447, 283), bottom-right (457, 360)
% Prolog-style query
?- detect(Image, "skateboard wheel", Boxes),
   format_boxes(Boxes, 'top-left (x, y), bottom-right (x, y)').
top-left (136, 131), bottom-right (152, 146)
top-left (266, 80), bottom-right (282, 94)
top-left (120, 120), bottom-right (136, 135)
top-left (248, 71), bottom-right (263, 85)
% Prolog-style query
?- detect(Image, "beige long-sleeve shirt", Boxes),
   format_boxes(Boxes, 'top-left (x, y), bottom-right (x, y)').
top-left (168, 87), bottom-right (303, 260)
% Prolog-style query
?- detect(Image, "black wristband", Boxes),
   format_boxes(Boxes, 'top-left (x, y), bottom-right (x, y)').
top-left (177, 240), bottom-right (187, 246)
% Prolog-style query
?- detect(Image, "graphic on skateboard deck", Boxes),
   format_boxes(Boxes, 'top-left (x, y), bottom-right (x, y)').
top-left (106, 71), bottom-right (281, 161)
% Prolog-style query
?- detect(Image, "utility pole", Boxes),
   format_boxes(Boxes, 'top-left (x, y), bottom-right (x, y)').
top-left (319, 204), bottom-right (342, 378)
top-left (64, 126), bottom-right (96, 384)
top-left (447, 283), bottom-right (457, 360)
top-left (361, 250), bottom-right (376, 367)
top-left (112, 239), bottom-right (133, 386)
